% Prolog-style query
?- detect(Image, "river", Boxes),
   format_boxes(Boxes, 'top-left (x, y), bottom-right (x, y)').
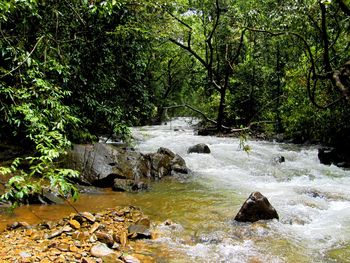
top-left (1, 118), bottom-right (350, 262)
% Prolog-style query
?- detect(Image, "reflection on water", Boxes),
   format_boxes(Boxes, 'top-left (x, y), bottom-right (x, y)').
top-left (1, 117), bottom-right (350, 262)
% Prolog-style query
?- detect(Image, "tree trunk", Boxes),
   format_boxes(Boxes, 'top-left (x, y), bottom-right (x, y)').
top-left (217, 87), bottom-right (226, 131)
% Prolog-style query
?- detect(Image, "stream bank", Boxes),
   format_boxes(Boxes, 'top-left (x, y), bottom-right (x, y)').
top-left (0, 206), bottom-right (155, 263)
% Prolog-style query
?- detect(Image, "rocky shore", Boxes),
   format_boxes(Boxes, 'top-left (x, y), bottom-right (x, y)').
top-left (0, 206), bottom-right (155, 262)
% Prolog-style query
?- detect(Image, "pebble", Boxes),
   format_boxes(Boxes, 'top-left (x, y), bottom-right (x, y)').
top-left (69, 219), bottom-right (81, 229)
top-left (90, 243), bottom-right (114, 257)
top-left (123, 255), bottom-right (141, 263)
top-left (0, 206), bottom-right (154, 262)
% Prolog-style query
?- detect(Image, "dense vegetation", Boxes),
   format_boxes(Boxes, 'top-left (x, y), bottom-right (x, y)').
top-left (0, 0), bottom-right (349, 204)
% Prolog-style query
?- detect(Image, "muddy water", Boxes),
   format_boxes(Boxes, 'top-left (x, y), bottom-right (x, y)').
top-left (1, 118), bottom-right (350, 262)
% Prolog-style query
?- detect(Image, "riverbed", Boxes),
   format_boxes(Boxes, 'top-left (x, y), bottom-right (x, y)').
top-left (1, 118), bottom-right (350, 262)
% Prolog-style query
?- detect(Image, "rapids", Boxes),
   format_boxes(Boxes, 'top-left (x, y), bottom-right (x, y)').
top-left (1, 117), bottom-right (349, 262)
top-left (131, 117), bottom-right (350, 263)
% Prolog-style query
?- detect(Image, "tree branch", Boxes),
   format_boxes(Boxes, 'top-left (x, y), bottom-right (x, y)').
top-left (0, 36), bottom-right (44, 79)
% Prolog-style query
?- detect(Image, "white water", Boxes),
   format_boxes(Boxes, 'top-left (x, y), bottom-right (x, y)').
top-left (132, 118), bottom-right (350, 263)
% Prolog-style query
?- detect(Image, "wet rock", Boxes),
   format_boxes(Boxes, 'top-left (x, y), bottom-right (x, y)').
top-left (7, 221), bottom-right (30, 230)
top-left (128, 224), bottom-right (151, 239)
top-left (157, 147), bottom-right (175, 158)
top-left (112, 179), bottom-right (148, 192)
top-left (187, 143), bottom-right (211, 154)
top-left (318, 147), bottom-right (350, 168)
top-left (273, 156), bottom-right (285, 163)
top-left (136, 217), bottom-right (151, 228)
top-left (197, 128), bottom-right (217, 136)
top-left (95, 231), bottom-right (114, 247)
top-left (234, 192), bottom-right (279, 223)
top-left (101, 253), bottom-right (123, 263)
top-left (171, 154), bottom-right (188, 174)
top-left (90, 243), bottom-right (115, 257)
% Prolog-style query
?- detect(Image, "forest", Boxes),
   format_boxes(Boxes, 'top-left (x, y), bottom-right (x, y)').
top-left (0, 0), bottom-right (350, 204)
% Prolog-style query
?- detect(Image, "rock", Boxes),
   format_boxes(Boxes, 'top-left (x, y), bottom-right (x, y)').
top-left (69, 219), bottom-right (81, 229)
top-left (19, 251), bottom-right (32, 258)
top-left (95, 231), bottom-right (114, 247)
top-left (82, 258), bottom-right (96, 263)
top-left (7, 221), bottom-right (30, 230)
top-left (90, 243), bottom-right (115, 257)
top-left (128, 224), bottom-right (151, 239)
top-left (318, 147), bottom-right (337, 165)
top-left (157, 147), bottom-right (175, 158)
top-left (273, 156), bottom-right (285, 163)
top-left (112, 179), bottom-right (148, 192)
top-left (197, 128), bottom-right (217, 136)
top-left (101, 253), bottom-right (123, 263)
top-left (318, 147), bottom-right (350, 168)
top-left (89, 222), bottom-right (100, 234)
top-left (77, 212), bottom-right (96, 223)
top-left (171, 154), bottom-right (188, 174)
top-left (122, 255), bottom-right (141, 263)
top-left (65, 143), bottom-right (188, 189)
top-left (136, 217), bottom-right (151, 228)
top-left (234, 192), bottom-right (279, 223)
top-left (187, 143), bottom-right (211, 154)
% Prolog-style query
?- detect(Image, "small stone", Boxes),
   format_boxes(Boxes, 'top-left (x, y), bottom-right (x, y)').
top-left (90, 243), bottom-right (114, 257)
top-left (101, 252), bottom-right (123, 263)
top-left (164, 219), bottom-right (173, 226)
top-left (113, 233), bottom-right (120, 243)
top-left (69, 219), bottom-right (81, 229)
top-left (89, 234), bottom-right (98, 243)
top-left (95, 231), bottom-right (114, 247)
top-left (80, 212), bottom-right (96, 223)
top-left (7, 221), bottom-right (30, 230)
top-left (57, 243), bottom-right (69, 252)
top-left (123, 255), bottom-right (141, 263)
top-left (69, 244), bottom-right (79, 252)
top-left (128, 224), bottom-right (151, 239)
top-left (19, 251), bottom-right (32, 258)
top-left (89, 222), bottom-right (100, 234)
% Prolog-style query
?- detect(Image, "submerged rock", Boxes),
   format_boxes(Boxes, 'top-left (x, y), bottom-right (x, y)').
top-left (234, 192), bottom-right (279, 223)
top-left (273, 156), bottom-right (285, 164)
top-left (187, 143), bottom-right (211, 154)
top-left (112, 179), bottom-right (148, 192)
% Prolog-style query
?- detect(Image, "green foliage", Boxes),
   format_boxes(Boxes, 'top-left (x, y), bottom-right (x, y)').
top-left (0, 0), bottom-right (350, 205)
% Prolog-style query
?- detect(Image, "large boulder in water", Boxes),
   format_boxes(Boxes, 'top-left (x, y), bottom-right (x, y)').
top-left (145, 147), bottom-right (188, 179)
top-left (187, 143), bottom-right (211, 154)
top-left (318, 147), bottom-right (350, 168)
top-left (65, 143), bottom-right (188, 190)
top-left (234, 192), bottom-right (279, 223)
